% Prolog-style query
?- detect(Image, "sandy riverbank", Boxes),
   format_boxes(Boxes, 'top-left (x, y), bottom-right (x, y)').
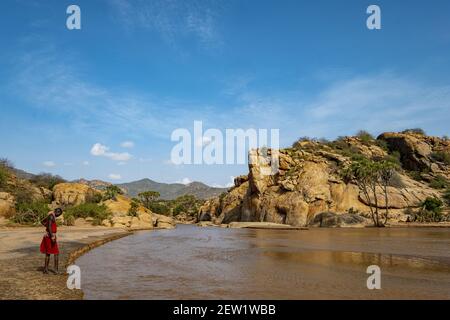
top-left (0, 226), bottom-right (133, 300)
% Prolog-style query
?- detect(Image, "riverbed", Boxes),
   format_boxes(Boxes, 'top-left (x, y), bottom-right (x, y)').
top-left (76, 225), bottom-right (450, 299)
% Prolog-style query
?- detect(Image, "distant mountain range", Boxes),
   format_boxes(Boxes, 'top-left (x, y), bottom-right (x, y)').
top-left (9, 166), bottom-right (228, 200)
top-left (116, 179), bottom-right (227, 200)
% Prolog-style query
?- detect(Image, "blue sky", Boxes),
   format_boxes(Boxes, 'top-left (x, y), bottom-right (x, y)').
top-left (1, 0), bottom-right (449, 186)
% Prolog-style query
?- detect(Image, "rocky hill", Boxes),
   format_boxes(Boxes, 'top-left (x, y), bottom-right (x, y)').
top-left (198, 131), bottom-right (450, 227)
top-left (117, 178), bottom-right (226, 200)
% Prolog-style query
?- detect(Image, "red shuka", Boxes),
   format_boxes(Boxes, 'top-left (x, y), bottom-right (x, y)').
top-left (40, 215), bottom-right (59, 255)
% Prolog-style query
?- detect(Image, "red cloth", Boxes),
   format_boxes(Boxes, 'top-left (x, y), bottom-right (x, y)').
top-left (40, 216), bottom-right (59, 254)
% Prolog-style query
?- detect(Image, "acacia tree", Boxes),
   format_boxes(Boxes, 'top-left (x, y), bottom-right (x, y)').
top-left (343, 158), bottom-right (391, 227)
top-left (138, 191), bottom-right (160, 209)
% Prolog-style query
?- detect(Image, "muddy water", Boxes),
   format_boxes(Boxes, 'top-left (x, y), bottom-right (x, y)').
top-left (76, 225), bottom-right (450, 299)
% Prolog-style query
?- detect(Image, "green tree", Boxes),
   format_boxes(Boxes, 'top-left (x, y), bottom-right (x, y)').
top-left (343, 157), bottom-right (400, 226)
top-left (138, 191), bottom-right (160, 209)
top-left (103, 185), bottom-right (123, 201)
top-left (128, 198), bottom-right (140, 217)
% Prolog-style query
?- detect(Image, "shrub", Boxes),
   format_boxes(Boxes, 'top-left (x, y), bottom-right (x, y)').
top-left (128, 198), bottom-right (140, 217)
top-left (328, 138), bottom-right (363, 160)
top-left (0, 158), bottom-right (13, 189)
top-left (64, 203), bottom-right (111, 225)
top-left (402, 128), bottom-right (426, 135)
top-left (409, 170), bottom-right (423, 182)
top-left (0, 166), bottom-right (9, 189)
top-left (375, 139), bottom-right (389, 151)
top-left (12, 201), bottom-right (49, 225)
top-left (64, 214), bottom-right (75, 226)
top-left (103, 185), bottom-right (123, 201)
top-left (30, 173), bottom-right (66, 190)
top-left (413, 197), bottom-right (444, 222)
top-left (444, 189), bottom-right (450, 206)
top-left (149, 202), bottom-right (171, 215)
top-left (429, 175), bottom-right (449, 189)
top-left (356, 130), bottom-right (374, 145)
top-left (383, 151), bottom-right (402, 168)
top-left (86, 192), bottom-right (103, 204)
top-left (430, 152), bottom-right (450, 165)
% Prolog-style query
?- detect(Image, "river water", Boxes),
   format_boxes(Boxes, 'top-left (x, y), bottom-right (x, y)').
top-left (76, 225), bottom-right (450, 299)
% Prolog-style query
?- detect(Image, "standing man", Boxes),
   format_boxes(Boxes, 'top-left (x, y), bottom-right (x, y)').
top-left (40, 208), bottom-right (63, 274)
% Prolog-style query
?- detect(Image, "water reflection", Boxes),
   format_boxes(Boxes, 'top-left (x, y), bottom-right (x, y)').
top-left (76, 225), bottom-right (450, 300)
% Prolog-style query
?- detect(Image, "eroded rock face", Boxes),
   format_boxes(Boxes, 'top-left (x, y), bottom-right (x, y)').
top-left (53, 183), bottom-right (100, 206)
top-left (200, 132), bottom-right (449, 227)
top-left (152, 213), bottom-right (176, 229)
top-left (378, 132), bottom-right (450, 177)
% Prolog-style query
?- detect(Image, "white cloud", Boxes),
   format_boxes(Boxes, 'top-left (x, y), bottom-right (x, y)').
top-left (177, 177), bottom-right (192, 185)
top-left (213, 176), bottom-right (235, 188)
top-left (90, 143), bottom-right (132, 161)
top-left (117, 162), bottom-right (127, 166)
top-left (82, 161), bottom-right (90, 166)
top-left (120, 141), bottom-right (134, 148)
top-left (43, 161), bottom-right (56, 167)
top-left (108, 173), bottom-right (122, 180)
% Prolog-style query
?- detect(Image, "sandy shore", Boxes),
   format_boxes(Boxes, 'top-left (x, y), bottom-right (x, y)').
top-left (0, 226), bottom-right (132, 300)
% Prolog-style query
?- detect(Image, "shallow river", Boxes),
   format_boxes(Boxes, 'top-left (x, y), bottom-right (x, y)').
top-left (76, 225), bottom-right (450, 299)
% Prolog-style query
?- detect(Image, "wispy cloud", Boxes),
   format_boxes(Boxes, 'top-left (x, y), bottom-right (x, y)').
top-left (108, 0), bottom-right (222, 48)
top-left (43, 161), bottom-right (56, 167)
top-left (10, 44), bottom-right (207, 139)
top-left (299, 73), bottom-right (450, 138)
top-left (108, 173), bottom-right (122, 180)
top-left (120, 141), bottom-right (135, 148)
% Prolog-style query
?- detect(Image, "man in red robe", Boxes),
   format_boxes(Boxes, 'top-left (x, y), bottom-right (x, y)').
top-left (40, 208), bottom-right (63, 274)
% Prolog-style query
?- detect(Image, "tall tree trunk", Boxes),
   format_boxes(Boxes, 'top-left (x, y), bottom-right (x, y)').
top-left (383, 184), bottom-right (389, 225)
top-left (360, 184), bottom-right (376, 226)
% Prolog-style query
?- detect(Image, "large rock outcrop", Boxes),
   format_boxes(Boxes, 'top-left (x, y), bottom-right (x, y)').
top-left (102, 194), bottom-right (175, 229)
top-left (102, 195), bottom-right (154, 229)
top-left (53, 183), bottom-right (100, 206)
top-left (199, 132), bottom-right (449, 227)
top-left (378, 132), bottom-right (450, 177)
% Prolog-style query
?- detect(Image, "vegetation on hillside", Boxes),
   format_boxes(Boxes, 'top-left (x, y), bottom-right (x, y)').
top-left (409, 197), bottom-right (446, 222)
top-left (103, 185), bottom-right (124, 201)
top-left (30, 173), bottom-right (66, 190)
top-left (63, 203), bottom-right (111, 226)
top-left (133, 189), bottom-right (204, 220)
